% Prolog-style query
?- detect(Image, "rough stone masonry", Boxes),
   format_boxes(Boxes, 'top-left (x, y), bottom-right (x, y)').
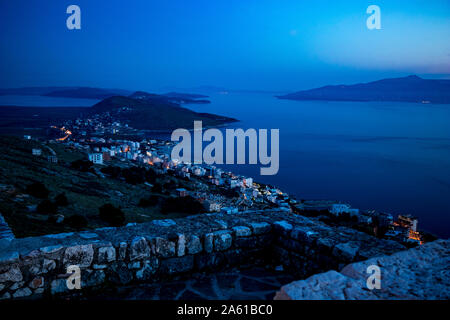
top-left (0, 209), bottom-right (424, 300)
top-left (275, 239), bottom-right (450, 300)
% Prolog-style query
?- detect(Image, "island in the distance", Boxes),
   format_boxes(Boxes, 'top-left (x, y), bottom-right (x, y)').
top-left (0, 89), bottom-right (234, 135)
top-left (277, 75), bottom-right (450, 104)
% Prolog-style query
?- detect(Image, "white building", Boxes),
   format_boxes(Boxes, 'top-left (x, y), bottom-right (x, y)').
top-left (221, 207), bottom-right (238, 215)
top-left (203, 200), bottom-right (221, 212)
top-left (330, 203), bottom-right (352, 216)
top-left (88, 153), bottom-right (103, 165)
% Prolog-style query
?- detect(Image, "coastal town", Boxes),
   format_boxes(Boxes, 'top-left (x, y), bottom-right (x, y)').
top-left (17, 108), bottom-right (432, 247)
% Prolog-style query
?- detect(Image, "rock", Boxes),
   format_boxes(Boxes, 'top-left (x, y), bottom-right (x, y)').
top-left (129, 237), bottom-right (151, 261)
top-left (128, 262), bottom-right (141, 269)
top-left (154, 237), bottom-right (176, 258)
top-left (160, 256), bottom-right (194, 274)
top-left (40, 245), bottom-right (64, 254)
top-left (213, 230), bottom-right (233, 251)
top-left (29, 276), bottom-right (44, 289)
top-left (0, 264), bottom-right (23, 283)
top-left (176, 234), bottom-right (186, 257)
top-left (98, 246), bottom-right (116, 263)
top-left (12, 287), bottom-right (32, 299)
top-left (34, 288), bottom-right (45, 295)
top-left (0, 251), bottom-right (19, 263)
top-left (29, 258), bottom-right (55, 275)
top-left (215, 219), bottom-right (228, 229)
top-left (152, 219), bottom-right (176, 227)
top-left (63, 245), bottom-right (94, 268)
top-left (135, 259), bottom-right (158, 280)
top-left (9, 281), bottom-right (24, 290)
top-left (249, 222), bottom-right (271, 235)
top-left (0, 292), bottom-right (11, 300)
top-left (276, 240), bottom-right (450, 300)
top-left (93, 264), bottom-right (107, 270)
top-left (42, 259), bottom-right (56, 273)
top-left (108, 262), bottom-right (133, 285)
top-left (51, 279), bottom-right (68, 295)
top-left (186, 235), bottom-right (202, 255)
top-left (82, 270), bottom-right (105, 288)
top-left (275, 270), bottom-right (349, 300)
top-left (204, 233), bottom-right (214, 253)
top-left (316, 238), bottom-right (336, 253)
top-left (55, 214), bottom-right (65, 224)
top-left (291, 226), bottom-right (318, 244)
top-left (333, 242), bottom-right (359, 262)
top-left (273, 221), bottom-right (293, 236)
top-left (79, 232), bottom-right (99, 239)
top-left (275, 265), bottom-right (284, 272)
top-left (118, 242), bottom-right (127, 260)
top-left (233, 226), bottom-right (252, 237)
top-left (44, 232), bottom-right (74, 239)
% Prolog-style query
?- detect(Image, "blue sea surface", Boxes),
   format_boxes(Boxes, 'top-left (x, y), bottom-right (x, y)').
top-left (1, 93), bottom-right (449, 237)
top-left (184, 92), bottom-right (450, 238)
top-left (0, 95), bottom-right (98, 107)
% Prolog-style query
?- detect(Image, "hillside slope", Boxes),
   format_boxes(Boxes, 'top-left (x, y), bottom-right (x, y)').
top-left (90, 96), bottom-right (236, 131)
top-left (278, 75), bottom-right (450, 104)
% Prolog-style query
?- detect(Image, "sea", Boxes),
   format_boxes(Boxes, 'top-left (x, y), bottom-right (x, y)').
top-left (1, 93), bottom-right (449, 237)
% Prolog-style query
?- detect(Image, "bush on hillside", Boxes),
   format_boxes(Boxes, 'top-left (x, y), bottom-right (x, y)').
top-left (98, 203), bottom-right (125, 226)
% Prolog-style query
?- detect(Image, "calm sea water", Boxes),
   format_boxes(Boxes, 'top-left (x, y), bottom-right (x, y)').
top-left (185, 92), bottom-right (450, 238)
top-left (1, 93), bottom-right (449, 237)
top-left (0, 95), bottom-right (97, 107)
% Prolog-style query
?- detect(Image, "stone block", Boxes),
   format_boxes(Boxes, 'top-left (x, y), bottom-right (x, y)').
top-left (249, 222), bottom-right (271, 235)
top-left (130, 237), bottom-right (151, 261)
top-left (63, 245), bottom-right (94, 268)
top-left (213, 230), bottom-right (232, 251)
top-left (232, 226), bottom-right (252, 237)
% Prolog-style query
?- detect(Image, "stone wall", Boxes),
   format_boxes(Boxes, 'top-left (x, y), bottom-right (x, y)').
top-left (0, 210), bottom-right (405, 300)
top-left (275, 239), bottom-right (450, 300)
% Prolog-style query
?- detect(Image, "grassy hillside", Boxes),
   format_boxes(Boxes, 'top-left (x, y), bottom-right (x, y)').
top-left (91, 96), bottom-right (236, 131)
top-left (0, 136), bottom-right (197, 238)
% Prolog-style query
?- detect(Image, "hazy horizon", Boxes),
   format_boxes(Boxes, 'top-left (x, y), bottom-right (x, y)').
top-left (1, 0), bottom-right (449, 92)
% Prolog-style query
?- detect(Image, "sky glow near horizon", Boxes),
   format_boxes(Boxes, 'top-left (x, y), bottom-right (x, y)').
top-left (0, 0), bottom-right (449, 91)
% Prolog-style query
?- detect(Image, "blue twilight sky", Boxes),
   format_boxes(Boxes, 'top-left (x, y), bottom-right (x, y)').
top-left (0, 0), bottom-right (449, 92)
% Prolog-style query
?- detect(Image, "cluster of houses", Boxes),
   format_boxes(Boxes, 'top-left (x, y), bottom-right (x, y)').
top-left (296, 200), bottom-right (423, 244)
top-left (48, 114), bottom-right (425, 245)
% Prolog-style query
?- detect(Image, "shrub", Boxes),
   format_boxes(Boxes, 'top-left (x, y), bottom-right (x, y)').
top-left (138, 195), bottom-right (160, 207)
top-left (100, 166), bottom-right (122, 178)
top-left (66, 215), bottom-right (88, 229)
top-left (152, 183), bottom-right (163, 193)
top-left (98, 203), bottom-right (125, 226)
top-left (121, 167), bottom-right (148, 184)
top-left (26, 182), bottom-right (49, 199)
top-left (161, 196), bottom-right (205, 215)
top-left (37, 199), bottom-right (57, 215)
top-left (54, 193), bottom-right (69, 207)
top-left (71, 159), bottom-right (93, 172)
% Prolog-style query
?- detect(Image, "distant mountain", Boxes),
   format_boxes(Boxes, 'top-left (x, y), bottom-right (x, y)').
top-left (44, 87), bottom-right (131, 99)
top-left (163, 92), bottom-right (208, 99)
top-left (277, 76), bottom-right (450, 104)
top-left (0, 86), bottom-right (131, 99)
top-left (0, 87), bottom-right (72, 96)
top-left (130, 91), bottom-right (210, 104)
top-left (90, 96), bottom-right (235, 131)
